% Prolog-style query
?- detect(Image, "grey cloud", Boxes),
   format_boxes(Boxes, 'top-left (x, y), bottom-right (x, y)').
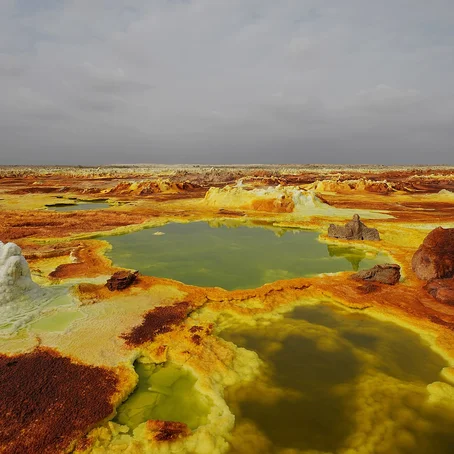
top-left (0, 54), bottom-right (26, 77)
top-left (0, 0), bottom-right (453, 165)
top-left (75, 98), bottom-right (121, 113)
top-left (81, 62), bottom-right (153, 94)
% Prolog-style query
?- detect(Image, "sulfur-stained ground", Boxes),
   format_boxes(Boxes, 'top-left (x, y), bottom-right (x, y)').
top-left (1, 165), bottom-right (454, 454)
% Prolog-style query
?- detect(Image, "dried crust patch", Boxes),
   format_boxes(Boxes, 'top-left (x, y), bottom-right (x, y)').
top-left (121, 302), bottom-right (190, 346)
top-left (146, 419), bottom-right (191, 442)
top-left (0, 348), bottom-right (119, 454)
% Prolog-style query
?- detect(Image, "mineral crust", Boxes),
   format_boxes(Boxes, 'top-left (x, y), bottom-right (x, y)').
top-left (0, 348), bottom-right (122, 454)
top-left (0, 240), bottom-right (43, 307)
top-left (1, 165), bottom-right (454, 453)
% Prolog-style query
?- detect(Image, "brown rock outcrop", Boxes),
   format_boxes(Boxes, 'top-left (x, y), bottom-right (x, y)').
top-left (350, 264), bottom-right (401, 285)
top-left (424, 278), bottom-right (454, 305)
top-left (106, 270), bottom-right (138, 291)
top-left (411, 227), bottom-right (454, 280)
top-left (328, 214), bottom-right (380, 241)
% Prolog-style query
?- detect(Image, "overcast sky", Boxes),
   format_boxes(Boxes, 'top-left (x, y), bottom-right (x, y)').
top-left (1, 0), bottom-right (453, 165)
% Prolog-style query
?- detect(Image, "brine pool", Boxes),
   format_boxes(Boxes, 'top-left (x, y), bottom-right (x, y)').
top-left (114, 362), bottom-right (212, 431)
top-left (220, 303), bottom-right (454, 454)
top-left (112, 302), bottom-right (454, 453)
top-left (103, 222), bottom-right (390, 290)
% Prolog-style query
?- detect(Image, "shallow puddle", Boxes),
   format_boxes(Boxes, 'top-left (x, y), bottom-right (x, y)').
top-left (29, 310), bottom-right (84, 333)
top-left (104, 222), bottom-right (390, 289)
top-left (0, 289), bottom-right (74, 336)
top-left (114, 362), bottom-right (211, 431)
top-left (47, 201), bottom-right (110, 211)
top-left (220, 303), bottom-right (454, 454)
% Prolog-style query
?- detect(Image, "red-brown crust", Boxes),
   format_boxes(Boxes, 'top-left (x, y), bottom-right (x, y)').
top-left (0, 348), bottom-right (119, 454)
top-left (146, 419), bottom-right (191, 442)
top-left (121, 302), bottom-right (190, 346)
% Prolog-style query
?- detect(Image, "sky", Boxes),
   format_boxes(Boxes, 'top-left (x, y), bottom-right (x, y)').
top-left (1, 0), bottom-right (453, 165)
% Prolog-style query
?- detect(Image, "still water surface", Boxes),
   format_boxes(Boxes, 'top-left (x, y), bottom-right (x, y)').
top-left (221, 303), bottom-right (454, 454)
top-left (100, 222), bottom-right (454, 452)
top-left (104, 222), bottom-right (390, 290)
top-left (48, 201), bottom-right (110, 211)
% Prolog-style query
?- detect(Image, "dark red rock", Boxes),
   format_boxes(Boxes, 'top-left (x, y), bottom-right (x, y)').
top-left (412, 227), bottom-right (454, 280)
top-left (350, 263), bottom-right (401, 285)
top-left (106, 270), bottom-right (138, 291)
top-left (328, 214), bottom-right (380, 241)
top-left (425, 278), bottom-right (454, 305)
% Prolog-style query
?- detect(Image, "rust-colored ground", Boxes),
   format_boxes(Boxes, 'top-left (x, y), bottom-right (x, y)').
top-left (0, 348), bottom-right (119, 454)
top-left (121, 302), bottom-right (191, 346)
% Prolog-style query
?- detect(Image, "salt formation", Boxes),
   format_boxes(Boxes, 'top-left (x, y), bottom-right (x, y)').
top-left (307, 178), bottom-right (399, 194)
top-left (95, 179), bottom-right (200, 196)
top-left (205, 184), bottom-right (391, 221)
top-left (205, 184), bottom-right (328, 213)
top-left (0, 241), bottom-right (41, 303)
top-left (0, 241), bottom-right (51, 335)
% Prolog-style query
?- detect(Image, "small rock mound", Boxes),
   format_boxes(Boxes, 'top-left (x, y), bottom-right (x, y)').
top-left (412, 227), bottom-right (454, 280)
top-left (106, 270), bottom-right (138, 291)
top-left (328, 214), bottom-right (380, 241)
top-left (425, 279), bottom-right (454, 305)
top-left (350, 264), bottom-right (401, 285)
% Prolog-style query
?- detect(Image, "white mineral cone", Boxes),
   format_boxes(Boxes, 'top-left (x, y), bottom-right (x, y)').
top-left (0, 241), bottom-right (43, 306)
top-left (0, 241), bottom-right (57, 335)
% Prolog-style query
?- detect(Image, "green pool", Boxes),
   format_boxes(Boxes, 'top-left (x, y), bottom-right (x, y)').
top-left (115, 362), bottom-right (211, 431)
top-left (220, 302), bottom-right (454, 454)
top-left (103, 222), bottom-right (390, 290)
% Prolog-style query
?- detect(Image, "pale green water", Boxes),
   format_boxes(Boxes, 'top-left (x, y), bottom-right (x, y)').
top-left (115, 362), bottom-right (212, 431)
top-left (29, 310), bottom-right (84, 332)
top-left (104, 222), bottom-right (390, 290)
top-left (0, 290), bottom-right (75, 335)
top-left (220, 303), bottom-right (454, 454)
top-left (47, 201), bottom-right (110, 211)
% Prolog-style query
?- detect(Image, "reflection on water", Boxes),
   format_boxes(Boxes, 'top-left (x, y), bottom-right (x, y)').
top-left (114, 362), bottom-right (211, 431)
top-left (104, 222), bottom-right (390, 290)
top-left (220, 303), bottom-right (454, 454)
top-left (292, 305), bottom-right (444, 383)
top-left (327, 244), bottom-right (370, 271)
